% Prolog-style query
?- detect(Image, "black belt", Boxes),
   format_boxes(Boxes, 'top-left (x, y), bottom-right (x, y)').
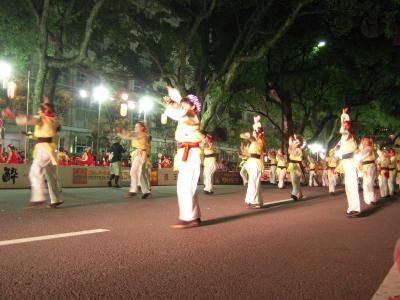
top-left (342, 152), bottom-right (354, 159)
top-left (250, 154), bottom-right (261, 159)
top-left (310, 169), bottom-right (315, 171)
top-left (278, 166), bottom-right (286, 169)
top-left (36, 137), bottom-right (53, 143)
top-left (204, 154), bottom-right (215, 158)
top-left (362, 160), bottom-right (375, 165)
top-left (388, 168), bottom-right (396, 171)
top-left (289, 159), bottom-right (301, 163)
top-left (269, 164), bottom-right (277, 166)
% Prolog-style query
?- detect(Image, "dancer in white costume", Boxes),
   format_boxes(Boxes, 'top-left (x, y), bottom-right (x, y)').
top-left (202, 134), bottom-right (217, 195)
top-left (240, 116), bottom-right (265, 208)
top-left (308, 156), bottom-right (319, 187)
top-left (377, 148), bottom-right (390, 198)
top-left (276, 149), bottom-right (287, 189)
top-left (117, 122), bottom-right (151, 199)
top-left (387, 148), bottom-right (397, 196)
top-left (336, 120), bottom-right (361, 217)
top-left (2, 101), bottom-right (63, 208)
top-left (239, 142), bottom-right (250, 185)
top-left (268, 150), bottom-right (277, 184)
top-left (358, 136), bottom-right (377, 205)
top-left (319, 154), bottom-right (329, 187)
top-left (288, 135), bottom-right (304, 201)
top-left (164, 87), bottom-right (203, 229)
top-left (326, 149), bottom-right (337, 194)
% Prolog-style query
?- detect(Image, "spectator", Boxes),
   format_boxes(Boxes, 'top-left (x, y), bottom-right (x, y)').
top-left (0, 144), bottom-right (4, 163)
top-left (6, 144), bottom-right (19, 164)
top-left (57, 147), bottom-right (70, 166)
top-left (80, 147), bottom-right (95, 166)
top-left (107, 137), bottom-right (125, 188)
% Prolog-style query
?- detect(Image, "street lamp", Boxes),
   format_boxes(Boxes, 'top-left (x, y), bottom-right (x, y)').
top-left (317, 41), bottom-right (326, 48)
top-left (93, 85), bottom-right (109, 157)
top-left (79, 89), bottom-right (89, 98)
top-left (0, 61), bottom-right (11, 88)
top-left (139, 96), bottom-right (153, 124)
top-left (308, 143), bottom-right (326, 161)
top-left (127, 101), bottom-right (135, 110)
top-left (121, 93), bottom-right (129, 101)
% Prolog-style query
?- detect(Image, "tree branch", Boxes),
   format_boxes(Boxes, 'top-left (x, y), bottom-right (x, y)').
top-left (48, 0), bottom-right (107, 68)
top-left (27, 0), bottom-right (40, 26)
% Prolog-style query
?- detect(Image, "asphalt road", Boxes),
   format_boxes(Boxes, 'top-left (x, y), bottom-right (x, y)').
top-left (0, 184), bottom-right (399, 299)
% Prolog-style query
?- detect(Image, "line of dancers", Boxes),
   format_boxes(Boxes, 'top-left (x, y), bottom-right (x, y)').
top-left (1, 91), bottom-right (399, 227)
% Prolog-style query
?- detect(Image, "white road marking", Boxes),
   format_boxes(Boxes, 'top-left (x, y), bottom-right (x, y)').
top-left (371, 263), bottom-right (400, 300)
top-left (0, 229), bottom-right (110, 246)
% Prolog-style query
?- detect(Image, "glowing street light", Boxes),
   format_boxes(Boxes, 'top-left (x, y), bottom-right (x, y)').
top-left (127, 101), bottom-right (135, 110)
top-left (121, 93), bottom-right (129, 101)
top-left (139, 96), bottom-right (153, 124)
top-left (317, 41), bottom-right (326, 48)
top-left (79, 89), bottom-right (89, 98)
top-left (308, 143), bottom-right (326, 160)
top-left (93, 85), bottom-right (109, 102)
top-left (0, 61), bottom-right (11, 80)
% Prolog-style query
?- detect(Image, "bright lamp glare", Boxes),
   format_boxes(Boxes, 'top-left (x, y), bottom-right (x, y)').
top-left (0, 61), bottom-right (11, 80)
top-left (121, 93), bottom-right (129, 101)
top-left (308, 143), bottom-right (323, 154)
top-left (317, 41), bottom-right (326, 48)
top-left (128, 101), bottom-right (135, 109)
top-left (139, 96), bottom-right (153, 112)
top-left (79, 89), bottom-right (88, 98)
top-left (93, 86), bottom-right (109, 102)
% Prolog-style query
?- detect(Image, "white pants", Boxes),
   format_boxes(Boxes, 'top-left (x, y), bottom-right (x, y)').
top-left (203, 158), bottom-right (217, 192)
top-left (269, 166), bottom-right (277, 184)
top-left (388, 171), bottom-right (396, 196)
top-left (244, 159), bottom-right (263, 205)
top-left (177, 148), bottom-right (201, 221)
top-left (290, 165), bottom-right (302, 198)
top-left (309, 171), bottom-right (318, 187)
top-left (343, 159), bottom-right (360, 213)
top-left (362, 164), bottom-right (376, 204)
top-left (328, 170), bottom-right (336, 193)
top-left (140, 161), bottom-right (151, 194)
top-left (130, 154), bottom-right (144, 193)
top-left (240, 166), bottom-right (248, 185)
top-left (379, 173), bottom-right (389, 198)
top-left (29, 146), bottom-right (61, 204)
top-left (321, 170), bottom-right (328, 187)
top-left (277, 167), bottom-right (286, 189)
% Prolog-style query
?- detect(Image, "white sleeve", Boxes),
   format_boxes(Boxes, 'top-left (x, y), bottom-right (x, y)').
top-left (165, 103), bottom-right (188, 120)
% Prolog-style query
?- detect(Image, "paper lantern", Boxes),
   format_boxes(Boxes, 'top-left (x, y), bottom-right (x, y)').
top-left (7, 80), bottom-right (16, 99)
top-left (120, 103), bottom-right (128, 117)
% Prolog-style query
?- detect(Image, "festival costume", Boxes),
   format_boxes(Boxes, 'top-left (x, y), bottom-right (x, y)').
top-left (359, 143), bottom-right (376, 204)
top-left (319, 158), bottom-right (329, 187)
top-left (288, 137), bottom-right (303, 200)
top-left (239, 144), bottom-right (249, 185)
top-left (118, 131), bottom-right (150, 195)
top-left (326, 154), bottom-right (337, 193)
top-left (202, 137), bottom-right (217, 194)
top-left (16, 113), bottom-right (61, 205)
top-left (268, 152), bottom-right (277, 184)
top-left (244, 139), bottom-right (264, 206)
top-left (308, 160), bottom-right (319, 187)
top-left (377, 150), bottom-right (390, 198)
top-left (165, 100), bottom-right (203, 222)
top-left (388, 153), bottom-right (397, 196)
top-left (276, 152), bottom-right (287, 189)
top-left (338, 126), bottom-right (360, 214)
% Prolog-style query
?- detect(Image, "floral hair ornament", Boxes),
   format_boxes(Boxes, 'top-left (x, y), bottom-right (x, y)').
top-left (187, 94), bottom-right (201, 112)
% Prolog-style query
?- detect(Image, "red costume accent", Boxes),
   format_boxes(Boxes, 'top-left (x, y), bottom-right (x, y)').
top-left (178, 142), bottom-right (200, 162)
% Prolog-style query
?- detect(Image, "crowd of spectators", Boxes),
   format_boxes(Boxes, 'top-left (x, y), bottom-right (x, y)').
top-left (0, 144), bottom-right (25, 164)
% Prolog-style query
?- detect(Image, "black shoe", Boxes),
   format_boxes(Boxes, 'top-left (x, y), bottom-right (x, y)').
top-left (141, 193), bottom-right (151, 199)
top-left (126, 192), bottom-right (137, 198)
top-left (370, 201), bottom-right (378, 206)
top-left (25, 201), bottom-right (46, 209)
top-left (171, 218), bottom-right (201, 229)
top-left (114, 184), bottom-right (121, 188)
top-left (47, 201), bottom-right (64, 209)
top-left (346, 211), bottom-right (360, 218)
top-left (330, 192), bottom-right (335, 196)
top-left (246, 203), bottom-right (262, 209)
top-left (107, 181), bottom-right (112, 187)
top-left (291, 194), bottom-right (298, 201)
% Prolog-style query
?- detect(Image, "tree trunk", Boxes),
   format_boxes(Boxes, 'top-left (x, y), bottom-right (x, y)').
top-left (33, 54), bottom-right (47, 112)
top-left (46, 68), bottom-right (60, 103)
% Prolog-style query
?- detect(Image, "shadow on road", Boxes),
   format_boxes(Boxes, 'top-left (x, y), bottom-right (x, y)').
top-left (358, 195), bottom-right (399, 218)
